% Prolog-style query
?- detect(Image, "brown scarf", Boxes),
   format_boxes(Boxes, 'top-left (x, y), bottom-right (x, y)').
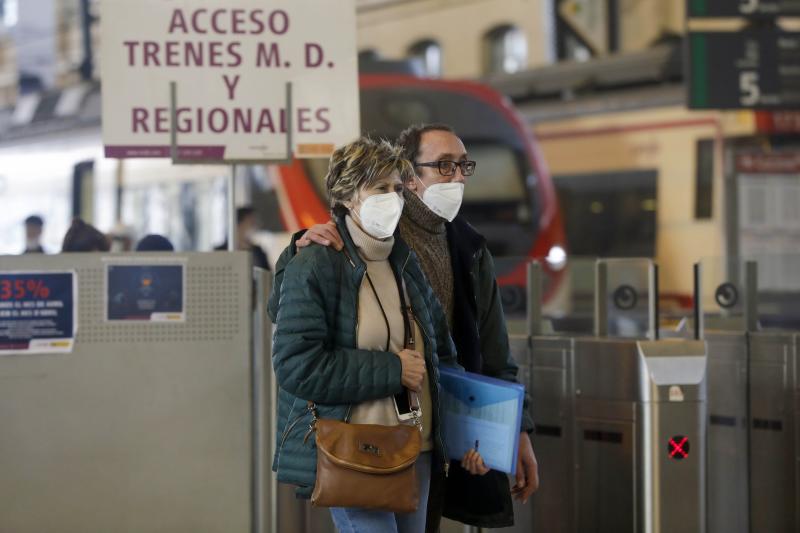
top-left (398, 190), bottom-right (454, 328)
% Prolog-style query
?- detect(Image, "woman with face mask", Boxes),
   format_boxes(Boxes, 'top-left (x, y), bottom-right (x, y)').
top-left (269, 138), bottom-right (486, 532)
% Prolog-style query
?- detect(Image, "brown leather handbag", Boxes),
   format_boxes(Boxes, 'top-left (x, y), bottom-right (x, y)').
top-left (309, 272), bottom-right (422, 513)
top-left (310, 414), bottom-right (422, 512)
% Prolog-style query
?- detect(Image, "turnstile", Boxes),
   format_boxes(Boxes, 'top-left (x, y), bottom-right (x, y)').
top-left (699, 258), bottom-right (800, 533)
top-left (528, 259), bottom-right (708, 533)
top-left (572, 338), bottom-right (707, 532)
top-left (525, 336), bottom-right (576, 533)
top-left (704, 331), bottom-right (749, 533)
top-left (748, 332), bottom-right (798, 532)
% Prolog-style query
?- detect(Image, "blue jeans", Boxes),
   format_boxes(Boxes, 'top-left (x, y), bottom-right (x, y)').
top-left (329, 452), bottom-right (432, 533)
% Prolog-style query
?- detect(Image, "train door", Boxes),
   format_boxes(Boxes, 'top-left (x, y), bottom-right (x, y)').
top-left (553, 169), bottom-right (658, 258)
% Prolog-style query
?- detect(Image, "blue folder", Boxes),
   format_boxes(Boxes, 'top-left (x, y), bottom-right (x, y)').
top-left (438, 367), bottom-right (525, 475)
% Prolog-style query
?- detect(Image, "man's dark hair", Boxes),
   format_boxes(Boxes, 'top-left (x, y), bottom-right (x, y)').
top-left (62, 218), bottom-right (110, 252)
top-left (395, 123), bottom-right (455, 181)
top-left (236, 206), bottom-right (256, 225)
top-left (24, 215), bottom-right (44, 227)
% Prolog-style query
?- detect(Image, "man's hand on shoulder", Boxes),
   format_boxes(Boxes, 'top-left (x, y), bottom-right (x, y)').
top-left (296, 221), bottom-right (343, 251)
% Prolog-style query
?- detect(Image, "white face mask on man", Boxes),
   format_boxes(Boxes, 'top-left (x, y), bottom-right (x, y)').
top-left (415, 176), bottom-right (464, 222)
top-left (357, 192), bottom-right (404, 239)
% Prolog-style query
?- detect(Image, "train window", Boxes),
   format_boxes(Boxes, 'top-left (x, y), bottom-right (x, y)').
top-left (483, 25), bottom-right (528, 74)
top-left (407, 40), bottom-right (442, 78)
top-left (465, 144), bottom-right (526, 202)
top-left (555, 170), bottom-right (657, 257)
top-left (384, 98), bottom-right (434, 129)
top-left (695, 139), bottom-right (713, 219)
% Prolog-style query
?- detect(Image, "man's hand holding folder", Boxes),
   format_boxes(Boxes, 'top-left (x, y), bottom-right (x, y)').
top-left (438, 367), bottom-right (526, 475)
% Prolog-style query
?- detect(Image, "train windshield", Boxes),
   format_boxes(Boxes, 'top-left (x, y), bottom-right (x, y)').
top-left (304, 82), bottom-right (539, 258)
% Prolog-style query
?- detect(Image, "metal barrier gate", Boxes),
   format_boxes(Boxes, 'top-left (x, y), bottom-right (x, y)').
top-left (9, 251), bottom-right (794, 532)
top-left (0, 252), bottom-right (264, 533)
top-left (528, 259), bottom-right (708, 533)
top-left (699, 258), bottom-right (800, 533)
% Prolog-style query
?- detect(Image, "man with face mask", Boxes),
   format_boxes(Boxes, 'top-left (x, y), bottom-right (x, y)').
top-left (293, 124), bottom-right (540, 531)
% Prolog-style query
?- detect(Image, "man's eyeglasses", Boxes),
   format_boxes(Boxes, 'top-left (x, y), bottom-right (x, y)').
top-left (415, 160), bottom-right (477, 177)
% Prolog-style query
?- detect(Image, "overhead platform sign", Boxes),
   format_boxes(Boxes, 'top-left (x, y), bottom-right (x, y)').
top-left (100, 0), bottom-right (360, 161)
top-left (688, 29), bottom-right (800, 109)
top-left (687, 0), bottom-right (800, 17)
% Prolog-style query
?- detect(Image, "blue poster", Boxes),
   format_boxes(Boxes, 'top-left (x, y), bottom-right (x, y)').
top-left (0, 271), bottom-right (77, 355)
top-left (106, 264), bottom-right (185, 322)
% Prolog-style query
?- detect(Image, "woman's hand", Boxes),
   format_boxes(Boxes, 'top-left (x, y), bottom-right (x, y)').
top-left (395, 349), bottom-right (425, 392)
top-left (461, 449), bottom-right (490, 476)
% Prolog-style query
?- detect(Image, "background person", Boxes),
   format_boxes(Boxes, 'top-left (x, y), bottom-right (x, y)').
top-left (136, 234), bottom-right (175, 252)
top-left (215, 206), bottom-right (270, 270)
top-left (61, 218), bottom-right (110, 253)
top-left (23, 215), bottom-right (45, 254)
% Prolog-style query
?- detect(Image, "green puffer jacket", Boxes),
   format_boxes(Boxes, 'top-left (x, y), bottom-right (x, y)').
top-left (268, 217), bottom-right (458, 498)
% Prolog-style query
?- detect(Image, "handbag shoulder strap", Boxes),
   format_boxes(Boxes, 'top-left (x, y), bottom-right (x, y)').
top-left (395, 271), bottom-right (415, 350)
top-left (395, 273), bottom-right (421, 418)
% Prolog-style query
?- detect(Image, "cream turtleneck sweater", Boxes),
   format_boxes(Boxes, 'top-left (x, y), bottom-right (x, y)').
top-left (346, 215), bottom-right (433, 451)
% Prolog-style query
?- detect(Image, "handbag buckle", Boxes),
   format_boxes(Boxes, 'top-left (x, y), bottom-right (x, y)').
top-left (359, 442), bottom-right (382, 456)
top-left (411, 407), bottom-right (422, 432)
top-left (304, 402), bottom-right (320, 444)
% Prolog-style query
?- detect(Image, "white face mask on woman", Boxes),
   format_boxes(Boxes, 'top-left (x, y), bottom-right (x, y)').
top-left (357, 192), bottom-right (404, 239)
top-left (416, 177), bottom-right (464, 222)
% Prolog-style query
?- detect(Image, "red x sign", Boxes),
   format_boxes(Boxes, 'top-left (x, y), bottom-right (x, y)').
top-left (667, 435), bottom-right (690, 460)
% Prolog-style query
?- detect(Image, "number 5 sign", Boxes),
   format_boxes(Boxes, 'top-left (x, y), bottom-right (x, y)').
top-left (688, 29), bottom-right (800, 110)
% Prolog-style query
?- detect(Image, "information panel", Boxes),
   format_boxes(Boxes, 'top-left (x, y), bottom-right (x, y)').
top-left (0, 271), bottom-right (77, 355)
top-left (106, 265), bottom-right (185, 322)
top-left (689, 29), bottom-right (800, 109)
top-left (688, 0), bottom-right (800, 17)
top-left (100, 0), bottom-right (360, 161)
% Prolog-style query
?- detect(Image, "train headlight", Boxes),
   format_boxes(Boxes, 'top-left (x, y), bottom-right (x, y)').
top-left (545, 245), bottom-right (567, 271)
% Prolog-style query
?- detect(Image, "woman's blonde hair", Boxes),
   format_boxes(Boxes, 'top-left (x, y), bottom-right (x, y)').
top-left (325, 137), bottom-right (414, 216)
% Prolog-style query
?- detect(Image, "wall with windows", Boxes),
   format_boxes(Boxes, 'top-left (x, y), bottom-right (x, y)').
top-left (357, 0), bottom-right (687, 77)
top-left (357, 0), bottom-right (554, 78)
top-left (20, 0), bottom-right (689, 92)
